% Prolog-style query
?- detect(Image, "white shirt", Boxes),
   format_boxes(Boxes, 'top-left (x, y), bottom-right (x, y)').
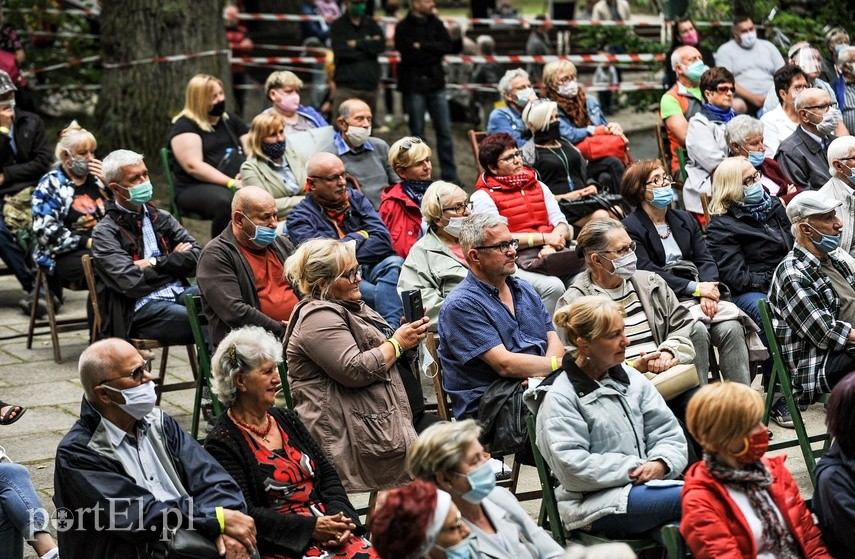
top-left (725, 485), bottom-right (788, 559)
top-left (761, 105), bottom-right (799, 158)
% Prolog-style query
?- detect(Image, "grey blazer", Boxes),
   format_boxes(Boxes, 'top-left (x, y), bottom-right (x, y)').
top-left (466, 487), bottom-right (564, 559)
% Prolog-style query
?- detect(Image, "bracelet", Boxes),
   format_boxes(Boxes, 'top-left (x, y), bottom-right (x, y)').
top-left (551, 355), bottom-right (560, 372)
top-left (528, 233), bottom-right (535, 247)
top-left (357, 230), bottom-right (370, 239)
top-left (215, 506), bottom-right (225, 534)
top-left (0, 126), bottom-right (10, 136)
top-left (226, 178), bottom-right (236, 192)
top-left (387, 337), bottom-right (403, 359)
top-left (693, 286), bottom-right (701, 297)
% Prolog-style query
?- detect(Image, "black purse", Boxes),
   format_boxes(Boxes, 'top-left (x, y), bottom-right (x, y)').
top-left (215, 115), bottom-right (246, 178)
top-left (148, 528), bottom-right (261, 559)
top-left (558, 193), bottom-right (625, 223)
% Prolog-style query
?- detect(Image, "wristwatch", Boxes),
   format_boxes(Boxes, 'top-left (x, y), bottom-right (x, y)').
top-left (149, 257), bottom-right (157, 268)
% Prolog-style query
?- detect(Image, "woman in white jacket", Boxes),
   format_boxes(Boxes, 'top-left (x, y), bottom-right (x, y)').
top-left (525, 295), bottom-right (687, 539)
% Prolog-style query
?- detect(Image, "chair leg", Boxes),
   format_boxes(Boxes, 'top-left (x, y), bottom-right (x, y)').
top-left (42, 272), bottom-right (62, 364)
top-left (154, 346), bottom-right (170, 405)
top-left (26, 268), bottom-right (42, 350)
top-left (509, 457), bottom-right (522, 494)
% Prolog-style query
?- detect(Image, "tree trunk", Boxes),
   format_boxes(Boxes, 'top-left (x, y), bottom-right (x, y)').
top-left (97, 0), bottom-right (230, 159)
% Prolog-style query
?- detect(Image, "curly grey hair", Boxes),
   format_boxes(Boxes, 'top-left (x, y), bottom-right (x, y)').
top-left (724, 115), bottom-right (764, 148)
top-left (497, 68), bottom-right (529, 97)
top-left (458, 212), bottom-right (508, 253)
top-left (211, 326), bottom-right (283, 407)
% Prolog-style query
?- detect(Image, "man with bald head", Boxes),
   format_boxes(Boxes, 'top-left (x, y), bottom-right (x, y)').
top-left (197, 186), bottom-right (298, 345)
top-left (54, 338), bottom-right (257, 559)
top-left (288, 152), bottom-right (404, 325)
top-left (776, 87), bottom-right (841, 189)
top-left (329, 97), bottom-right (398, 206)
top-left (660, 45), bottom-right (706, 174)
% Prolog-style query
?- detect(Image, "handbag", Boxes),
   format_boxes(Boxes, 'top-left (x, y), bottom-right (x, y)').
top-left (643, 363), bottom-right (699, 401)
top-left (215, 115), bottom-right (246, 178)
top-left (558, 193), bottom-right (625, 223)
top-left (148, 528), bottom-right (222, 559)
top-left (575, 134), bottom-right (632, 166)
top-left (516, 246), bottom-right (585, 279)
top-left (478, 378), bottom-right (530, 458)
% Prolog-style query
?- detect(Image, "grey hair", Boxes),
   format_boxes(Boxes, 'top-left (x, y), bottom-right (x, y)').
top-left (497, 68), bottom-right (529, 96)
top-left (476, 35), bottom-right (495, 55)
top-left (338, 97), bottom-right (369, 120)
top-left (827, 136), bottom-right (855, 175)
top-left (79, 339), bottom-right (122, 401)
top-left (794, 88), bottom-right (824, 112)
top-left (210, 326), bottom-right (283, 407)
top-left (837, 46), bottom-right (855, 67)
top-left (407, 419), bottom-right (482, 483)
top-left (459, 212), bottom-right (508, 253)
top-left (102, 149), bottom-right (145, 185)
top-left (522, 99), bottom-right (557, 131)
top-left (421, 180), bottom-right (465, 225)
top-left (576, 217), bottom-right (624, 267)
top-left (724, 115), bottom-right (764, 147)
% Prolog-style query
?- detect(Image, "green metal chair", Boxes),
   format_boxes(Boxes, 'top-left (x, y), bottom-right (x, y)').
top-left (675, 147), bottom-right (688, 183)
top-left (185, 293), bottom-right (223, 440)
top-left (526, 415), bottom-right (680, 557)
top-left (757, 299), bottom-right (830, 487)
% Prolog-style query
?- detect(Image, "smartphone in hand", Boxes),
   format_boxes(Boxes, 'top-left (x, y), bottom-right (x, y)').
top-left (401, 289), bottom-right (424, 323)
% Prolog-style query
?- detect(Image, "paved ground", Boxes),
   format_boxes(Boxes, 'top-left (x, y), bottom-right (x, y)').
top-left (0, 270), bottom-right (829, 556)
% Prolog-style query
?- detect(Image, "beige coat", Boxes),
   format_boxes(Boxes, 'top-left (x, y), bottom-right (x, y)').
top-left (239, 153), bottom-right (306, 220)
top-left (284, 298), bottom-right (416, 491)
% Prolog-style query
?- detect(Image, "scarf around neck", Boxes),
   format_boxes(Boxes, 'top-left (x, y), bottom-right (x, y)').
top-left (401, 179), bottom-right (432, 206)
top-left (737, 190), bottom-right (773, 222)
top-left (314, 191), bottom-right (351, 224)
top-left (547, 86), bottom-right (591, 128)
top-left (701, 102), bottom-right (735, 123)
top-left (477, 166), bottom-right (539, 192)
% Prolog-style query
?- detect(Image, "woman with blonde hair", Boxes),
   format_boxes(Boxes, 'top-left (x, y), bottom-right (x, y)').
top-left (166, 73), bottom-right (249, 236)
top-left (408, 420), bottom-right (564, 559)
top-left (542, 59), bottom-right (626, 192)
top-left (283, 238), bottom-right (435, 491)
top-left (682, 382), bottom-right (830, 558)
top-left (32, 120), bottom-right (107, 306)
top-left (379, 136), bottom-right (434, 258)
top-left (239, 112), bottom-right (306, 222)
top-left (527, 295), bottom-right (686, 540)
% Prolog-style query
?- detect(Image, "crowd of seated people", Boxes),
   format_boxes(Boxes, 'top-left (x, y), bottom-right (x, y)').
top-left (5, 9), bottom-right (855, 557)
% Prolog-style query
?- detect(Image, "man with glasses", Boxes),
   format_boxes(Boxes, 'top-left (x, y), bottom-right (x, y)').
top-left (769, 191), bottom-right (855, 411)
top-left (92, 149), bottom-right (201, 344)
top-left (197, 186), bottom-right (298, 346)
top-left (819, 136), bottom-right (855, 258)
top-left (54, 338), bottom-right (257, 559)
top-left (288, 152), bottom-right (404, 326)
top-left (776, 88), bottom-right (841, 190)
top-left (437, 212), bottom-right (564, 420)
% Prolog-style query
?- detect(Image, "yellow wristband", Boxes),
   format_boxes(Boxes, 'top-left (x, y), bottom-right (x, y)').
top-left (387, 337), bottom-right (403, 359)
top-left (226, 179), bottom-right (236, 192)
top-left (528, 233), bottom-right (535, 247)
top-left (693, 286), bottom-right (701, 297)
top-left (357, 230), bottom-right (370, 239)
top-left (551, 355), bottom-right (560, 372)
top-left (215, 506), bottom-right (225, 534)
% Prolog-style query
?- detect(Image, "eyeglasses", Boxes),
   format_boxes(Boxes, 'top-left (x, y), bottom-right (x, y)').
top-left (715, 84), bottom-right (736, 94)
top-left (99, 359), bottom-right (152, 386)
top-left (474, 239), bottom-right (519, 253)
top-left (340, 266), bottom-right (362, 283)
top-left (310, 172), bottom-right (348, 183)
top-left (498, 151), bottom-right (523, 164)
top-left (600, 241), bottom-right (636, 257)
top-left (442, 201), bottom-right (473, 213)
top-left (805, 102), bottom-right (838, 111)
top-left (742, 171), bottom-right (762, 187)
top-left (645, 174), bottom-right (673, 188)
top-left (397, 137), bottom-right (423, 155)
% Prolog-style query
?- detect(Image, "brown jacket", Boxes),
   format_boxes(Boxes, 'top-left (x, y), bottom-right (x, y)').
top-left (284, 298), bottom-right (416, 491)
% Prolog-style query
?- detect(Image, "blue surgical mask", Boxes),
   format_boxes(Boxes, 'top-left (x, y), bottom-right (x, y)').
top-left (515, 87), bottom-right (536, 106)
top-left (456, 460), bottom-right (495, 504)
top-left (123, 180), bottom-right (153, 205)
top-left (240, 212), bottom-right (277, 247)
top-left (650, 187), bottom-right (673, 209)
top-left (435, 534), bottom-right (473, 559)
top-left (808, 224), bottom-right (841, 253)
top-left (101, 381), bottom-right (157, 420)
top-left (747, 151), bottom-right (765, 167)
top-left (742, 182), bottom-right (764, 205)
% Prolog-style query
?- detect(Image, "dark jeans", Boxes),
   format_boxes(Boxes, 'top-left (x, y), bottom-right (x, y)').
top-left (175, 183), bottom-right (233, 237)
top-left (588, 156), bottom-right (625, 195)
top-left (359, 255), bottom-right (405, 327)
top-left (0, 206), bottom-right (32, 292)
top-left (823, 351), bottom-right (855, 391)
top-left (403, 89), bottom-right (459, 182)
top-left (47, 248), bottom-right (90, 302)
top-left (130, 286), bottom-right (198, 345)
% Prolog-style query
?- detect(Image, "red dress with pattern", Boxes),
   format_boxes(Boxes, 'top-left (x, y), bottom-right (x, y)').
top-left (239, 423), bottom-right (378, 559)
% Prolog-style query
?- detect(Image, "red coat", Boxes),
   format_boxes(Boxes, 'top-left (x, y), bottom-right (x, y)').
top-left (474, 168), bottom-right (552, 233)
top-left (379, 182), bottom-right (423, 258)
top-left (681, 455), bottom-right (831, 559)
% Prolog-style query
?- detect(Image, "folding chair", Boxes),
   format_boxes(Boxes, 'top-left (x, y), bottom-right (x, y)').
top-left (25, 267), bottom-right (89, 363)
top-left (185, 293), bottom-right (223, 440)
top-left (467, 130), bottom-right (488, 174)
top-left (758, 299), bottom-right (829, 487)
top-left (699, 192), bottom-right (712, 227)
top-left (526, 415), bottom-right (675, 556)
top-left (676, 147), bottom-right (689, 183)
top-left (160, 148), bottom-right (207, 224)
top-left (654, 124), bottom-right (670, 171)
top-left (81, 254), bottom-right (198, 402)
top-left (424, 333), bottom-right (452, 421)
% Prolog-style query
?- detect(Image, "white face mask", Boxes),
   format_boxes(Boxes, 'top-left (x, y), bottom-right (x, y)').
top-left (606, 251), bottom-right (637, 280)
top-left (444, 216), bottom-right (466, 238)
top-left (345, 125), bottom-right (371, 147)
top-left (740, 30), bottom-right (757, 48)
top-left (557, 81), bottom-right (579, 98)
top-left (102, 381), bottom-right (157, 420)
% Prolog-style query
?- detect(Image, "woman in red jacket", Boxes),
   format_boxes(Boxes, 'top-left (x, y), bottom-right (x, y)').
top-left (682, 382), bottom-right (831, 559)
top-left (379, 136), bottom-right (433, 259)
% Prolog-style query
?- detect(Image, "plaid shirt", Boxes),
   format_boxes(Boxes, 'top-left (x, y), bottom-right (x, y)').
top-left (768, 244), bottom-right (854, 404)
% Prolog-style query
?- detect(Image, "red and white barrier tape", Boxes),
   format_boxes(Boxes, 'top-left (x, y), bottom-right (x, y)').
top-left (101, 48), bottom-right (229, 69)
top-left (27, 55), bottom-right (101, 75)
top-left (235, 52), bottom-right (663, 65)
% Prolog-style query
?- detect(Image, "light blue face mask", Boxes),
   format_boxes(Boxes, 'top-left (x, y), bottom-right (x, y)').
top-left (515, 87), bottom-right (536, 106)
top-left (685, 60), bottom-right (708, 82)
top-left (455, 460), bottom-right (495, 504)
top-left (435, 534), bottom-right (473, 559)
top-left (240, 212), bottom-right (277, 247)
top-left (649, 187), bottom-right (673, 209)
top-left (807, 224), bottom-right (841, 253)
top-left (747, 151), bottom-right (765, 167)
top-left (742, 182), bottom-right (764, 205)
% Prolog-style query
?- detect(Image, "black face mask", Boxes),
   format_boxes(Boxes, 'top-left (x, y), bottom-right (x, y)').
top-left (533, 120), bottom-right (561, 143)
top-left (208, 100), bottom-right (226, 117)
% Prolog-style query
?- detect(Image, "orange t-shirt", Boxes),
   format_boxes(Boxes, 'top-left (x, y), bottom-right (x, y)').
top-left (238, 245), bottom-right (299, 323)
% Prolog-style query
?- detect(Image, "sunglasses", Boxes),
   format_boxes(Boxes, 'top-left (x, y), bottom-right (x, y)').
top-left (98, 359), bottom-right (152, 386)
top-left (715, 84), bottom-right (736, 94)
top-left (398, 137), bottom-right (423, 155)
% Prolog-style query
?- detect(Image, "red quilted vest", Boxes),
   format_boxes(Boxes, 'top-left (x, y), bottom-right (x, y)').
top-left (475, 168), bottom-right (552, 233)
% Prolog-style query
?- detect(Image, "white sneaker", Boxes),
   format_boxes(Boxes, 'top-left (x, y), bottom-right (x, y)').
top-left (0, 445), bottom-right (11, 463)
